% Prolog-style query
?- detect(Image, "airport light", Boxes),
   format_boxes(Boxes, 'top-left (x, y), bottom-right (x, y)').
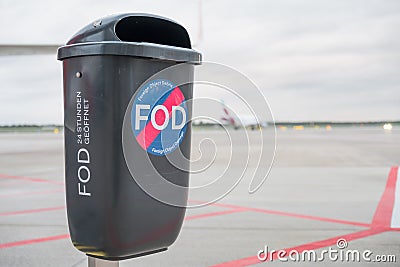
top-left (383, 123), bottom-right (393, 131)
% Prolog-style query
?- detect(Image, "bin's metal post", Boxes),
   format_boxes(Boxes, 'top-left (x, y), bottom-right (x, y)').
top-left (88, 257), bottom-right (119, 267)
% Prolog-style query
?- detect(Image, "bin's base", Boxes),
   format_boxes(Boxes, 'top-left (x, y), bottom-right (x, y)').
top-left (87, 248), bottom-right (167, 261)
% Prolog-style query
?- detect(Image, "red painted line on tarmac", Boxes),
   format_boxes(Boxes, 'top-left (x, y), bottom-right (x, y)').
top-left (372, 166), bottom-right (398, 228)
top-left (0, 206), bottom-right (65, 217)
top-left (209, 167), bottom-right (399, 267)
top-left (210, 228), bottom-right (386, 267)
top-left (0, 174), bottom-right (64, 185)
top-left (0, 207), bottom-right (242, 249)
top-left (189, 200), bottom-right (370, 228)
top-left (250, 208), bottom-right (370, 228)
top-left (185, 209), bottom-right (245, 221)
top-left (0, 234), bottom-right (70, 249)
top-left (0, 188), bottom-right (64, 198)
top-left (0, 180), bottom-right (22, 186)
top-left (2, 167), bottom-right (396, 253)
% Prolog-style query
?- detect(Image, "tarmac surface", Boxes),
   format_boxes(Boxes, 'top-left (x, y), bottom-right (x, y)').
top-left (0, 127), bottom-right (399, 266)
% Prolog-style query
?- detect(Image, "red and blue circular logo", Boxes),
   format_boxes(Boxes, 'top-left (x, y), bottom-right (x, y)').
top-left (131, 79), bottom-right (188, 156)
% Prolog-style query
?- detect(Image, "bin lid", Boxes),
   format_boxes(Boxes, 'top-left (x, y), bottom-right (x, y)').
top-left (57, 13), bottom-right (201, 64)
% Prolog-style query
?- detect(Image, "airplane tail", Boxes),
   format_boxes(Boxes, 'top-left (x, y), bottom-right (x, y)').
top-left (220, 100), bottom-right (238, 129)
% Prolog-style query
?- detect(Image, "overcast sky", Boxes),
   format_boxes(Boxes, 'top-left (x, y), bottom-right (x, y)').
top-left (0, 0), bottom-right (399, 124)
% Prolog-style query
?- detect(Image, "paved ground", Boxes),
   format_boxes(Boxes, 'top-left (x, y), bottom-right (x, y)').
top-left (0, 127), bottom-right (399, 266)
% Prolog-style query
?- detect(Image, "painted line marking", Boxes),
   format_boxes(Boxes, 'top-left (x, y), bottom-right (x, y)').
top-left (210, 228), bottom-right (386, 267)
top-left (0, 208), bottom-right (242, 249)
top-left (0, 174), bottom-right (64, 185)
top-left (0, 234), bottom-right (70, 249)
top-left (185, 209), bottom-right (246, 221)
top-left (2, 166), bottom-right (397, 260)
top-left (190, 201), bottom-right (370, 228)
top-left (242, 207), bottom-right (370, 228)
top-left (0, 188), bottom-right (64, 198)
top-left (208, 166), bottom-right (400, 267)
top-left (372, 166), bottom-right (398, 228)
top-left (0, 206), bottom-right (65, 217)
top-left (0, 180), bottom-right (23, 186)
top-left (390, 168), bottom-right (400, 228)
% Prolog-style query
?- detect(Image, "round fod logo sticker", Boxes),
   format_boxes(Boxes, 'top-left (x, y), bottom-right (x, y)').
top-left (131, 79), bottom-right (188, 156)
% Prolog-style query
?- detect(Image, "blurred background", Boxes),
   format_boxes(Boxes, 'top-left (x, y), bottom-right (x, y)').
top-left (1, 1), bottom-right (400, 266)
top-left (0, 0), bottom-right (399, 125)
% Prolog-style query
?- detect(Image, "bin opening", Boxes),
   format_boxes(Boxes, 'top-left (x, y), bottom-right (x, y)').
top-left (115, 16), bottom-right (191, 49)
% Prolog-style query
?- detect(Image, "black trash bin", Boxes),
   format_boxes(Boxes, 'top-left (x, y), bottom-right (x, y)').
top-left (57, 13), bottom-right (201, 260)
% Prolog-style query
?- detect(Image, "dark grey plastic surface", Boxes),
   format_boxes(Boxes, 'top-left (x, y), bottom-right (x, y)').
top-left (57, 13), bottom-right (201, 64)
top-left (58, 41), bottom-right (201, 64)
top-left (58, 13), bottom-right (201, 260)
